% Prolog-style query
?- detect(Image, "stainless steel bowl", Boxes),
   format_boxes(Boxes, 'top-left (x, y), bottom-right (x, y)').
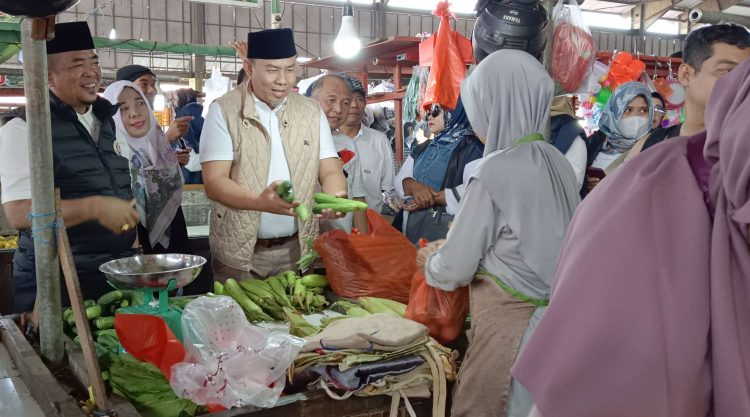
top-left (99, 254), bottom-right (206, 290)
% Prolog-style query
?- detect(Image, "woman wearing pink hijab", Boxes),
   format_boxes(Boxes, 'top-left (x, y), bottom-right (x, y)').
top-left (512, 58), bottom-right (750, 417)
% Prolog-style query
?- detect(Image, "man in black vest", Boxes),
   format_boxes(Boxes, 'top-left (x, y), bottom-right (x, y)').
top-left (0, 22), bottom-right (138, 313)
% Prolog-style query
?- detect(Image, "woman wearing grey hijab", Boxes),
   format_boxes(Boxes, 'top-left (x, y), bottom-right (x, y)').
top-left (416, 50), bottom-right (581, 417)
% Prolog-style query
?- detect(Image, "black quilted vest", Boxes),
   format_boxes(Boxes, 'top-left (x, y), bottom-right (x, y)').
top-left (13, 93), bottom-right (135, 300)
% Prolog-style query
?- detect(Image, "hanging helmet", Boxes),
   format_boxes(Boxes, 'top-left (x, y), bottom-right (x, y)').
top-left (472, 0), bottom-right (549, 63)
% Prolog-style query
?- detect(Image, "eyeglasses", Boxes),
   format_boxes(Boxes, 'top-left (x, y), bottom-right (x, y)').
top-left (425, 104), bottom-right (442, 120)
top-left (654, 107), bottom-right (667, 115)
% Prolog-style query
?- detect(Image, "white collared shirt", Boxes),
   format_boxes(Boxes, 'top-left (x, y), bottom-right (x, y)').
top-left (0, 106), bottom-right (100, 204)
top-left (333, 125), bottom-right (394, 213)
top-left (200, 93), bottom-right (338, 238)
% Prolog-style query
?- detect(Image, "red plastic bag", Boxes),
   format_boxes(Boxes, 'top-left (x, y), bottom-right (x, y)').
top-left (314, 209), bottom-right (416, 303)
top-left (551, 0), bottom-right (596, 93)
top-left (421, 1), bottom-right (467, 112)
top-left (405, 270), bottom-right (469, 344)
top-left (115, 314), bottom-right (185, 380)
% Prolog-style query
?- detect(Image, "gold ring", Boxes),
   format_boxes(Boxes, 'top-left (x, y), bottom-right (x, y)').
top-left (121, 224), bottom-right (130, 233)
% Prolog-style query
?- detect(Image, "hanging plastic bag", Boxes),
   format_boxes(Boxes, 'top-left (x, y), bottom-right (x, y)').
top-left (170, 296), bottom-right (305, 409)
top-left (405, 270), bottom-right (469, 344)
top-left (115, 314), bottom-right (186, 380)
top-left (202, 66), bottom-right (231, 117)
top-left (551, 0), bottom-right (597, 93)
top-left (314, 210), bottom-right (417, 303)
top-left (421, 1), bottom-right (467, 112)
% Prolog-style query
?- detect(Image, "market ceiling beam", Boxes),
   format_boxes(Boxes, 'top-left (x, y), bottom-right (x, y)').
top-left (0, 21), bottom-right (237, 65)
top-left (632, 0), bottom-right (676, 30)
top-left (684, 0), bottom-right (741, 11)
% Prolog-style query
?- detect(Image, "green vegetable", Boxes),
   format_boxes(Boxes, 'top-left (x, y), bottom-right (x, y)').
top-left (312, 193), bottom-right (368, 214)
top-left (239, 279), bottom-right (285, 320)
top-left (95, 329), bottom-right (118, 339)
top-left (84, 299), bottom-right (96, 308)
top-left (359, 297), bottom-right (405, 316)
top-left (94, 317), bottom-right (115, 330)
top-left (295, 204), bottom-right (310, 222)
top-left (85, 305), bottom-right (102, 320)
top-left (120, 299), bottom-right (130, 308)
top-left (265, 275), bottom-right (293, 309)
top-left (63, 308), bottom-right (73, 324)
top-left (300, 274), bottom-right (328, 288)
top-left (97, 333), bottom-right (120, 352)
top-left (276, 180), bottom-right (310, 221)
top-left (168, 296), bottom-right (199, 310)
top-left (108, 354), bottom-right (200, 417)
top-left (213, 281), bottom-right (224, 295)
top-left (97, 290), bottom-right (123, 307)
top-left (282, 270), bottom-right (299, 289)
top-left (224, 279), bottom-right (273, 322)
top-left (283, 307), bottom-right (320, 337)
top-left (74, 335), bottom-right (80, 346)
top-left (276, 180), bottom-right (294, 202)
top-left (330, 300), bottom-right (371, 317)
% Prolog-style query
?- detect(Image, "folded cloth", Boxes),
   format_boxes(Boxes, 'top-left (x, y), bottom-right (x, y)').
top-left (302, 313), bottom-right (429, 353)
top-left (312, 355), bottom-right (426, 391)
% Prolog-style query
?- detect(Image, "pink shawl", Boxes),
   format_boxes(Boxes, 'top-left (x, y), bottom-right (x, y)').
top-left (512, 58), bottom-right (750, 416)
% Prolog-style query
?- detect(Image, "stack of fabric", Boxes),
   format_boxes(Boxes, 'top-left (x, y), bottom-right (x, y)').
top-left (288, 314), bottom-right (456, 417)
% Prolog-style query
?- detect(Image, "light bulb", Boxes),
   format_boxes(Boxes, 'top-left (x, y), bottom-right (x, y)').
top-left (153, 94), bottom-right (166, 111)
top-left (109, 28), bottom-right (117, 40)
top-left (334, 15), bottom-right (361, 59)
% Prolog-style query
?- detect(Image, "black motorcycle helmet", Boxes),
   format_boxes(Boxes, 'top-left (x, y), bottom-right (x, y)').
top-left (472, 0), bottom-right (549, 62)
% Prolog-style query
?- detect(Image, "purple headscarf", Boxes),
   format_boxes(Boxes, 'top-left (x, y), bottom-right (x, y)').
top-left (512, 58), bottom-right (750, 416)
top-left (703, 57), bottom-right (750, 415)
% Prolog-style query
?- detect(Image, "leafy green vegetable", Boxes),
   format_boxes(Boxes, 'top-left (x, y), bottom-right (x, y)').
top-left (108, 354), bottom-right (200, 417)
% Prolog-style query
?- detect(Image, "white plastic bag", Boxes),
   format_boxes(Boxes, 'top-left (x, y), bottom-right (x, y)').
top-left (170, 296), bottom-right (305, 409)
top-left (202, 66), bottom-right (231, 117)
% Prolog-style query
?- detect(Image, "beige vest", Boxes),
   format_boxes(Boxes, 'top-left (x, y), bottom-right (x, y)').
top-left (210, 84), bottom-right (321, 271)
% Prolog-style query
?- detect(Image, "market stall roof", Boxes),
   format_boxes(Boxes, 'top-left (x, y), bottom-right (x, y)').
top-left (0, 21), bottom-right (237, 65)
top-left (301, 36), bottom-right (421, 77)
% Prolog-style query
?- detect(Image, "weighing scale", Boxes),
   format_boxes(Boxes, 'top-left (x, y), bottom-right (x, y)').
top-left (99, 254), bottom-right (206, 341)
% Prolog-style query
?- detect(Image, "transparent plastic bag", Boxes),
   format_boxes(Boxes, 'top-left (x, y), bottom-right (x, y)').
top-left (170, 296), bottom-right (305, 409)
top-left (552, 0), bottom-right (597, 93)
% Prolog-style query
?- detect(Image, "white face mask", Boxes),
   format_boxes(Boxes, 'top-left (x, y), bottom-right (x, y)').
top-left (619, 116), bottom-right (650, 139)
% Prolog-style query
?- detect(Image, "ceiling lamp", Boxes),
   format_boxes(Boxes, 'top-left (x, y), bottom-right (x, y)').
top-left (334, 0), bottom-right (361, 59)
top-left (109, 28), bottom-right (117, 40)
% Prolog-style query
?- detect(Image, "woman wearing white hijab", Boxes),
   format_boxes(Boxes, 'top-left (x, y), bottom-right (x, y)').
top-left (102, 81), bottom-right (187, 254)
top-left (416, 50), bottom-right (581, 417)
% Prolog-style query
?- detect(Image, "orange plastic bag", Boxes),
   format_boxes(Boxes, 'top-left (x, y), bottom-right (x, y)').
top-left (314, 210), bottom-right (416, 303)
top-left (418, 31), bottom-right (473, 67)
top-left (115, 314), bottom-right (185, 380)
top-left (405, 270), bottom-right (469, 344)
top-left (421, 1), bottom-right (467, 112)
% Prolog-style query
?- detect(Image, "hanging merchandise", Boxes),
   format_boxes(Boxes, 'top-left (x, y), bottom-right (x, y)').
top-left (551, 0), bottom-right (596, 93)
top-left (602, 52), bottom-right (646, 90)
top-left (418, 28), bottom-right (472, 67)
top-left (402, 66), bottom-right (430, 125)
top-left (421, 1), bottom-right (468, 112)
top-left (202, 66), bottom-right (231, 117)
